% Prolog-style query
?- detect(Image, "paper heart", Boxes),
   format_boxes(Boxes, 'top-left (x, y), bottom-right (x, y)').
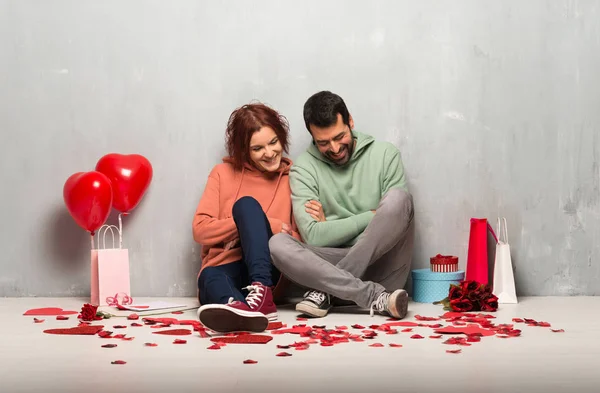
top-left (266, 321), bottom-right (284, 330)
top-left (24, 307), bottom-right (79, 316)
top-left (44, 325), bottom-right (105, 335)
top-left (95, 153), bottom-right (153, 213)
top-left (211, 335), bottom-right (273, 344)
top-left (152, 329), bottom-right (192, 336)
top-left (270, 326), bottom-right (312, 335)
top-left (143, 317), bottom-right (179, 325)
top-left (380, 321), bottom-right (420, 328)
top-left (434, 324), bottom-right (496, 337)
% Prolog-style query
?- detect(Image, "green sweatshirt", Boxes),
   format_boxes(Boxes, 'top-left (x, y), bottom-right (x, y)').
top-left (290, 130), bottom-right (408, 247)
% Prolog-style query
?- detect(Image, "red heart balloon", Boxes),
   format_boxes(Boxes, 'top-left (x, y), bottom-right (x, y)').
top-left (63, 171), bottom-right (113, 234)
top-left (95, 154), bottom-right (153, 213)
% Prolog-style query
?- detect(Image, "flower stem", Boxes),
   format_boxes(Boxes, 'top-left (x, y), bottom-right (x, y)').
top-left (103, 307), bottom-right (198, 318)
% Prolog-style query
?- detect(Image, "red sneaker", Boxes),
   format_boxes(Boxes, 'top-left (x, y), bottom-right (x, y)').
top-left (244, 282), bottom-right (278, 321)
top-left (197, 297), bottom-right (268, 333)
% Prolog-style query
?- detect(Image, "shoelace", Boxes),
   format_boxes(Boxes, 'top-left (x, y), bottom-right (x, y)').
top-left (244, 285), bottom-right (264, 308)
top-left (369, 292), bottom-right (389, 317)
top-left (304, 290), bottom-right (327, 305)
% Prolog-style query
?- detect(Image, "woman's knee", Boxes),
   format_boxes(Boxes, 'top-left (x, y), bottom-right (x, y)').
top-left (232, 196), bottom-right (261, 217)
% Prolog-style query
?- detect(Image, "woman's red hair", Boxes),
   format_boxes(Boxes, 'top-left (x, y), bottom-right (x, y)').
top-left (225, 103), bottom-right (290, 170)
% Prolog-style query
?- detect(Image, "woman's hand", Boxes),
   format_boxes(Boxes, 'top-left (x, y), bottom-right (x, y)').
top-left (281, 223), bottom-right (293, 235)
top-left (305, 200), bottom-right (326, 222)
top-left (224, 238), bottom-right (239, 250)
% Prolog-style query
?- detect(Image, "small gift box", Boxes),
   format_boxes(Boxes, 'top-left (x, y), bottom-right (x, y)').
top-left (430, 254), bottom-right (459, 273)
top-left (411, 269), bottom-right (465, 303)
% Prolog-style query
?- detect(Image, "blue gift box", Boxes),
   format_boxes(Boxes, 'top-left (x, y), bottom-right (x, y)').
top-left (411, 268), bottom-right (465, 303)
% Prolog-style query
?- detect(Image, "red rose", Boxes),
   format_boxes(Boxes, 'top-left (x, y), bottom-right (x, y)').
top-left (80, 303), bottom-right (98, 321)
top-left (466, 288), bottom-right (484, 302)
top-left (448, 285), bottom-right (463, 301)
top-left (479, 283), bottom-right (493, 297)
top-left (449, 298), bottom-right (474, 312)
top-left (481, 295), bottom-right (498, 312)
top-left (460, 281), bottom-right (479, 292)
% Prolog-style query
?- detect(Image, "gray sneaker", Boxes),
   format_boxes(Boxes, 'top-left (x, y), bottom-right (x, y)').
top-left (370, 289), bottom-right (408, 319)
top-left (295, 290), bottom-right (332, 318)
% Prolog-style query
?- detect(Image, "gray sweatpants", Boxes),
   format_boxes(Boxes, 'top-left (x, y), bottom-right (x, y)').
top-left (269, 188), bottom-right (415, 309)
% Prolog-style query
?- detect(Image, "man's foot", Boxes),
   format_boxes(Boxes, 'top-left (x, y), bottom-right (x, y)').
top-left (369, 289), bottom-right (409, 319)
top-left (244, 282), bottom-right (277, 321)
top-left (295, 290), bottom-right (332, 318)
top-left (197, 298), bottom-right (269, 333)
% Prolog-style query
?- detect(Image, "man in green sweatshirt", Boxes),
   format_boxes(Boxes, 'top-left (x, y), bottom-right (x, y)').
top-left (269, 91), bottom-right (415, 319)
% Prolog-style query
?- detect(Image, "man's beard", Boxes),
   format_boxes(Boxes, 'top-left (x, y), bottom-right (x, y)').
top-left (327, 134), bottom-right (355, 166)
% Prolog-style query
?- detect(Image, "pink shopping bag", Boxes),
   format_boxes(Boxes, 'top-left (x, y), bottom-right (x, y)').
top-left (465, 218), bottom-right (497, 285)
top-left (91, 225), bottom-right (131, 306)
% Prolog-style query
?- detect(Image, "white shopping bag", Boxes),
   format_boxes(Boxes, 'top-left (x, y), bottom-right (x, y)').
top-left (492, 217), bottom-right (518, 303)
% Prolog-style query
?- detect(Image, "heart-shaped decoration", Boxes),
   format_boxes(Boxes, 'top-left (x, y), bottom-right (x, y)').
top-left (44, 325), bottom-right (105, 335)
top-left (95, 154), bottom-right (153, 213)
top-left (211, 335), bottom-right (273, 344)
top-left (434, 324), bottom-right (496, 337)
top-left (24, 307), bottom-right (79, 316)
top-left (63, 171), bottom-right (113, 234)
top-left (152, 329), bottom-right (192, 336)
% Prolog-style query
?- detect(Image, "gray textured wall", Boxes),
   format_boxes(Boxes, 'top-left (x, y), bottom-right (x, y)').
top-left (1, 0), bottom-right (598, 297)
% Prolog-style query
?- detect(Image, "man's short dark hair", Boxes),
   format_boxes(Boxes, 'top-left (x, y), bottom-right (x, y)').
top-left (303, 91), bottom-right (351, 133)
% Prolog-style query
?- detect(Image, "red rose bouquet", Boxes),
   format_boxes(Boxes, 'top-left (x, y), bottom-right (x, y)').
top-left (434, 280), bottom-right (498, 312)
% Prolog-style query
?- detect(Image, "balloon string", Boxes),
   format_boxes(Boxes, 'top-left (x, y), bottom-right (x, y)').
top-left (118, 213), bottom-right (123, 248)
top-left (91, 233), bottom-right (95, 250)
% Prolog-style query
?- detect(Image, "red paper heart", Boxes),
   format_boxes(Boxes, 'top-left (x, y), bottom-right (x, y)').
top-left (211, 335), bottom-right (273, 344)
top-left (434, 324), bottom-right (496, 337)
top-left (143, 317), bottom-right (179, 325)
top-left (44, 325), bottom-right (104, 335)
top-left (381, 321), bottom-right (420, 328)
top-left (24, 307), bottom-right (78, 316)
top-left (267, 321), bottom-right (284, 330)
top-left (152, 329), bottom-right (192, 336)
top-left (96, 153), bottom-right (153, 213)
top-left (270, 326), bottom-right (312, 335)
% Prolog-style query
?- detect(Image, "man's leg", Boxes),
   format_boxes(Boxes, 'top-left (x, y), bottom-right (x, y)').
top-left (336, 188), bottom-right (414, 287)
top-left (269, 234), bottom-right (385, 309)
top-left (363, 218), bottom-right (415, 292)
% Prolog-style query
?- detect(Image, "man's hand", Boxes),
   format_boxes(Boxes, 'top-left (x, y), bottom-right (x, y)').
top-left (281, 222), bottom-right (293, 235)
top-left (305, 200), bottom-right (326, 222)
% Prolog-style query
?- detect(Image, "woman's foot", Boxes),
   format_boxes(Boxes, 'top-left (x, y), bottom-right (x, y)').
top-left (244, 282), bottom-right (278, 321)
top-left (197, 298), bottom-right (269, 333)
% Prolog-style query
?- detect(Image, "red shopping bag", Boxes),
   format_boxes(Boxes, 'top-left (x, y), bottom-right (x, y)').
top-left (465, 218), bottom-right (497, 285)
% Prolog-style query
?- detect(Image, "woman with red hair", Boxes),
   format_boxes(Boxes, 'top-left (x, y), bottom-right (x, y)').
top-left (193, 103), bottom-right (301, 333)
